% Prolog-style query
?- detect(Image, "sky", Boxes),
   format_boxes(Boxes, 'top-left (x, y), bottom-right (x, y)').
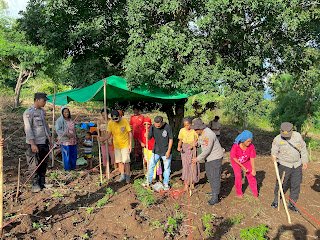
top-left (5, 0), bottom-right (28, 18)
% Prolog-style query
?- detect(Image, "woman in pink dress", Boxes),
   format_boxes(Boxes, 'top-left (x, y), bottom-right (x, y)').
top-left (230, 130), bottom-right (258, 198)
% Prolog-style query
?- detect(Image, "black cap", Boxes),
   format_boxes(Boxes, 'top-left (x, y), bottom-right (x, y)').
top-left (34, 92), bottom-right (49, 100)
top-left (154, 116), bottom-right (163, 123)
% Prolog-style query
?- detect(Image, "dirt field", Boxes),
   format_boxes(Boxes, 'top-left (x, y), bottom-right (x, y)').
top-left (1, 106), bottom-right (319, 240)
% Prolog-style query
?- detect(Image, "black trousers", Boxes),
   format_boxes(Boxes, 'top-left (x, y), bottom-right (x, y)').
top-left (205, 158), bottom-right (223, 199)
top-left (273, 163), bottom-right (303, 203)
top-left (26, 144), bottom-right (49, 182)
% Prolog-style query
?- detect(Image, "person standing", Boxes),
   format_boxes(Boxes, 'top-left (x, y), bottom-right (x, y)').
top-left (177, 117), bottom-right (199, 191)
top-left (139, 117), bottom-right (162, 181)
top-left (106, 110), bottom-right (132, 183)
top-left (208, 116), bottom-right (222, 140)
top-left (144, 116), bottom-right (173, 190)
top-left (23, 92), bottom-right (51, 192)
top-left (192, 118), bottom-right (224, 205)
top-left (98, 109), bottom-right (116, 171)
top-left (271, 122), bottom-right (308, 212)
top-left (230, 130), bottom-right (258, 198)
top-left (130, 106), bottom-right (144, 162)
top-left (55, 107), bottom-right (78, 171)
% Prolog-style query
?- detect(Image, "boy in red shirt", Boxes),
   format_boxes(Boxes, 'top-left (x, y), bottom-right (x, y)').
top-left (130, 106), bottom-right (144, 162)
top-left (140, 117), bottom-right (162, 181)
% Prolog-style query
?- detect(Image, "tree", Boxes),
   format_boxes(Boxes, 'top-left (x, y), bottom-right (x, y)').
top-left (0, 18), bottom-right (47, 107)
top-left (196, 0), bottom-right (319, 127)
top-left (19, 0), bottom-right (128, 86)
top-left (271, 47), bottom-right (320, 133)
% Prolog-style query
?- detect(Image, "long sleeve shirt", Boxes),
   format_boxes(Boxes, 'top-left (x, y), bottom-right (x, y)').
top-left (23, 106), bottom-right (50, 145)
top-left (197, 128), bottom-right (224, 163)
top-left (271, 131), bottom-right (308, 168)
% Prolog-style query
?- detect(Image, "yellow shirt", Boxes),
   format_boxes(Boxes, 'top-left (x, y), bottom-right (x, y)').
top-left (178, 128), bottom-right (198, 145)
top-left (107, 118), bottom-right (131, 149)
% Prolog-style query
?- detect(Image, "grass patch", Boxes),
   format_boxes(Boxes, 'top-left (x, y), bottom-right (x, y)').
top-left (240, 224), bottom-right (269, 240)
top-left (52, 191), bottom-right (63, 199)
top-left (133, 179), bottom-right (156, 207)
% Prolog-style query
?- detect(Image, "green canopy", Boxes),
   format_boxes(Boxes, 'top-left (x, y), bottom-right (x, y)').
top-left (47, 75), bottom-right (189, 106)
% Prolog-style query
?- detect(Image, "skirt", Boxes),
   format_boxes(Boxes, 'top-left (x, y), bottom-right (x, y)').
top-left (181, 143), bottom-right (200, 184)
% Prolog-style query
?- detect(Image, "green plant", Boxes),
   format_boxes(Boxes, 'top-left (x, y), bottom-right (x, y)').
top-left (229, 213), bottom-right (245, 225)
top-left (106, 187), bottom-right (115, 196)
top-left (174, 203), bottom-right (180, 211)
top-left (81, 233), bottom-right (90, 240)
top-left (96, 197), bottom-right (109, 208)
top-left (32, 222), bottom-right (44, 230)
top-left (49, 171), bottom-right (59, 180)
top-left (165, 216), bottom-right (178, 236)
top-left (86, 207), bottom-right (95, 214)
top-left (150, 220), bottom-right (162, 229)
top-left (133, 179), bottom-right (156, 207)
top-left (52, 191), bottom-right (63, 199)
top-left (202, 213), bottom-right (215, 237)
top-left (240, 224), bottom-right (269, 240)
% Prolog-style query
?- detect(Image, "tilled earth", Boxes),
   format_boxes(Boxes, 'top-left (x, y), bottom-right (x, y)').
top-left (1, 108), bottom-right (319, 239)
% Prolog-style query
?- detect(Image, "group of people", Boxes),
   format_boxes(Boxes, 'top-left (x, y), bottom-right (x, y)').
top-left (20, 92), bottom-right (309, 211)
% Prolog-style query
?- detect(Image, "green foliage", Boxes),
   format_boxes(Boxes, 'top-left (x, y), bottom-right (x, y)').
top-left (133, 179), bottom-right (156, 207)
top-left (49, 171), bottom-right (60, 180)
top-left (164, 211), bottom-right (185, 237)
top-left (52, 191), bottom-right (63, 199)
top-left (95, 187), bottom-right (115, 208)
top-left (32, 222), bottom-right (44, 230)
top-left (85, 207), bottom-right (94, 215)
top-left (240, 224), bottom-right (269, 240)
top-left (81, 233), bottom-right (90, 240)
top-left (201, 213), bottom-right (215, 237)
top-left (19, 0), bottom-right (128, 86)
top-left (150, 220), bottom-right (162, 229)
top-left (229, 213), bottom-right (245, 225)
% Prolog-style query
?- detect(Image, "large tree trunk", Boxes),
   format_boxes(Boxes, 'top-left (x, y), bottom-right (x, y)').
top-left (14, 70), bottom-right (32, 108)
top-left (162, 99), bottom-right (186, 139)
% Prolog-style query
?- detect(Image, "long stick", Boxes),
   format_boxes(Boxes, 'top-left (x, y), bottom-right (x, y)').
top-left (97, 123), bottom-right (103, 186)
top-left (144, 124), bottom-right (148, 176)
top-left (51, 86), bottom-right (56, 167)
top-left (15, 158), bottom-right (21, 203)
top-left (0, 119), bottom-right (3, 235)
top-left (273, 160), bottom-right (291, 224)
top-left (278, 171), bottom-right (286, 211)
top-left (103, 79), bottom-right (110, 180)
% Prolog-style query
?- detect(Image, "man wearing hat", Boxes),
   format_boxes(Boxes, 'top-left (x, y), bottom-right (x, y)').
top-left (107, 110), bottom-right (132, 183)
top-left (271, 122), bottom-right (308, 212)
top-left (191, 118), bottom-right (224, 205)
top-left (23, 92), bottom-right (51, 193)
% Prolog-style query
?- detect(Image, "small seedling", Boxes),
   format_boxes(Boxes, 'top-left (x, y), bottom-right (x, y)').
top-left (106, 187), bottom-right (114, 195)
top-left (202, 213), bottom-right (215, 237)
top-left (81, 233), bottom-right (90, 240)
top-left (4, 213), bottom-right (16, 220)
top-left (229, 213), bottom-right (245, 225)
top-left (86, 207), bottom-right (95, 214)
top-left (49, 171), bottom-right (59, 180)
top-left (166, 216), bottom-right (178, 236)
top-left (52, 191), bottom-right (63, 199)
top-left (240, 224), bottom-right (269, 240)
top-left (32, 222), bottom-right (44, 230)
top-left (174, 203), bottom-right (180, 210)
top-left (150, 220), bottom-right (162, 229)
top-left (133, 179), bottom-right (156, 207)
top-left (96, 197), bottom-right (109, 208)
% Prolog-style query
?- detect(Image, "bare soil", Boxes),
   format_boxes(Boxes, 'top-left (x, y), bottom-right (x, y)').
top-left (1, 106), bottom-right (319, 240)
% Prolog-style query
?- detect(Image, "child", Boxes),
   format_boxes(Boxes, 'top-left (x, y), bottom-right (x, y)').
top-left (140, 117), bottom-right (162, 181)
top-left (177, 117), bottom-right (199, 191)
top-left (83, 132), bottom-right (93, 169)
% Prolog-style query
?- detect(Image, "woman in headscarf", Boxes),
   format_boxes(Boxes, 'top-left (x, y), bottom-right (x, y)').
top-left (230, 130), bottom-right (258, 198)
top-left (55, 107), bottom-right (78, 171)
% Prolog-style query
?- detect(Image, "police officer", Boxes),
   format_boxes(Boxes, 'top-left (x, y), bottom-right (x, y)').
top-left (23, 92), bottom-right (51, 193)
top-left (271, 122), bottom-right (308, 212)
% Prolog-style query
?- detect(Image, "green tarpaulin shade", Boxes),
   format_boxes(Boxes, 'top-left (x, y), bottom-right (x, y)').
top-left (47, 75), bottom-right (189, 106)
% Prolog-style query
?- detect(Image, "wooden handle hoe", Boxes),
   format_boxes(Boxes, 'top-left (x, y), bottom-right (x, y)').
top-left (273, 160), bottom-right (291, 224)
